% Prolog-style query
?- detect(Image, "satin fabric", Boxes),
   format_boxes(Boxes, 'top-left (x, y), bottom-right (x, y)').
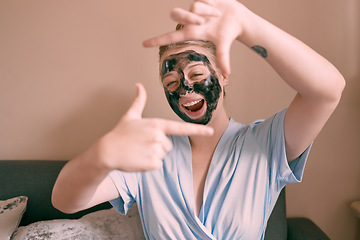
top-left (109, 109), bottom-right (310, 240)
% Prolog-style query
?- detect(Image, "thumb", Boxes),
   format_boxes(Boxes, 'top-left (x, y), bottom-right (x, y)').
top-left (216, 40), bottom-right (232, 76)
top-left (124, 83), bottom-right (147, 120)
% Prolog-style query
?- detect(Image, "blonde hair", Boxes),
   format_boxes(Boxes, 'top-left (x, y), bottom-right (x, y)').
top-left (158, 24), bottom-right (217, 62)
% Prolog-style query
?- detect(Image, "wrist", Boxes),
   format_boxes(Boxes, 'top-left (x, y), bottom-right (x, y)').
top-left (234, 6), bottom-right (263, 47)
top-left (79, 137), bottom-right (114, 174)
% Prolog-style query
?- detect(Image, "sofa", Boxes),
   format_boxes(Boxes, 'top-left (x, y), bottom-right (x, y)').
top-left (0, 160), bottom-right (330, 239)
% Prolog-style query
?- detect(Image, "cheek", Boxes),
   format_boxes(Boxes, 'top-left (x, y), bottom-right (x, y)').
top-left (164, 88), bottom-right (180, 106)
top-left (194, 75), bottom-right (221, 99)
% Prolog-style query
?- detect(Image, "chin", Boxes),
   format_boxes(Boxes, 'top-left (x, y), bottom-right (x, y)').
top-left (177, 103), bottom-right (213, 125)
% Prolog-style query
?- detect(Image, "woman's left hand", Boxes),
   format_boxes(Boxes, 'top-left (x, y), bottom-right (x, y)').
top-left (143, 0), bottom-right (251, 76)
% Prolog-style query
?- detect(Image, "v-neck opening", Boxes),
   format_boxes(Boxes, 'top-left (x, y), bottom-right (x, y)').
top-left (174, 135), bottom-right (215, 239)
top-left (174, 118), bottom-right (245, 239)
top-left (186, 118), bottom-right (237, 222)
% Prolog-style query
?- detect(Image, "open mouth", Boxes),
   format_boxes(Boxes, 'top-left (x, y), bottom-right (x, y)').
top-left (182, 99), bottom-right (205, 112)
top-left (179, 97), bottom-right (207, 120)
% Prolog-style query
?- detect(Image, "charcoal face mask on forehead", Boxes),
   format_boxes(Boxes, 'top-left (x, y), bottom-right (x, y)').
top-left (161, 50), bottom-right (222, 125)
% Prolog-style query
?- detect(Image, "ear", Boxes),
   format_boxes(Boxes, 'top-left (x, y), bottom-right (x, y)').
top-left (221, 74), bottom-right (230, 86)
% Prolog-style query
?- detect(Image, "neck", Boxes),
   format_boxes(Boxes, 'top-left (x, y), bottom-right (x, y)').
top-left (189, 107), bottom-right (229, 149)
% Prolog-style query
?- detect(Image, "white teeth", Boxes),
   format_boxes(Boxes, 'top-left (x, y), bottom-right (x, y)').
top-left (182, 99), bottom-right (202, 107)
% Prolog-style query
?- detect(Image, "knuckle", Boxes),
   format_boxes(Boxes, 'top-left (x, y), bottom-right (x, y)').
top-left (147, 156), bottom-right (163, 170)
top-left (165, 140), bottom-right (173, 152)
top-left (187, 27), bottom-right (201, 37)
top-left (148, 119), bottom-right (162, 129)
top-left (151, 144), bottom-right (164, 156)
top-left (151, 130), bottom-right (163, 143)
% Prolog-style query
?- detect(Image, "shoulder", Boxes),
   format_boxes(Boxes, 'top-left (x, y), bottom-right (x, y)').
top-left (233, 109), bottom-right (288, 154)
top-left (247, 109), bottom-right (288, 134)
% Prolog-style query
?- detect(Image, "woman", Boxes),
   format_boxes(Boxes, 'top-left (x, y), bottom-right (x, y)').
top-left (52, 0), bottom-right (345, 239)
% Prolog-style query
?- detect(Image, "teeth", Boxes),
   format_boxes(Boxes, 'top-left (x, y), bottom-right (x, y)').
top-left (182, 99), bottom-right (202, 107)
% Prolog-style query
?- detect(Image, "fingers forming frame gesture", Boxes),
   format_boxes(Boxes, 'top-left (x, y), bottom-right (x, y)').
top-left (100, 83), bottom-right (214, 172)
top-left (143, 0), bottom-right (246, 76)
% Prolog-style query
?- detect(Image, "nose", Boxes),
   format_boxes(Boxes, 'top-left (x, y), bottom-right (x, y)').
top-left (180, 76), bottom-right (194, 93)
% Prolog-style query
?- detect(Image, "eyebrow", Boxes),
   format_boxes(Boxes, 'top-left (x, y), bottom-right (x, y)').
top-left (161, 61), bottom-right (207, 79)
top-left (187, 62), bottom-right (206, 69)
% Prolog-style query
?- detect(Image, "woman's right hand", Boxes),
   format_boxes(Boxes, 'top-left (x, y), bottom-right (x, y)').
top-left (94, 83), bottom-right (214, 172)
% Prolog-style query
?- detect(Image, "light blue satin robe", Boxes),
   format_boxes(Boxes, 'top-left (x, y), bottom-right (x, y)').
top-left (109, 109), bottom-right (310, 240)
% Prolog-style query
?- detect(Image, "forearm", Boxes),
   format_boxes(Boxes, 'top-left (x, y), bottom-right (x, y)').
top-left (237, 8), bottom-right (345, 102)
top-left (51, 144), bottom-right (111, 214)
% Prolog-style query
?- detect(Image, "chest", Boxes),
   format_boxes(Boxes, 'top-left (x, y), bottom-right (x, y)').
top-left (192, 151), bottom-right (213, 216)
top-left (139, 144), bottom-right (271, 240)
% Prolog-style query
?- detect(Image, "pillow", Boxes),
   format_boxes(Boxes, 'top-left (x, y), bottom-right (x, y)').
top-left (0, 196), bottom-right (28, 240)
top-left (12, 206), bottom-right (145, 240)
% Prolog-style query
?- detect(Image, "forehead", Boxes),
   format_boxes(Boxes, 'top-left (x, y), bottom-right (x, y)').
top-left (160, 45), bottom-right (216, 68)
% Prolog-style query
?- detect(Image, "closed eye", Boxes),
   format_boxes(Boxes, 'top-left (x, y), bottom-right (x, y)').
top-left (163, 74), bottom-right (180, 92)
top-left (190, 73), bottom-right (205, 80)
top-left (187, 65), bottom-right (209, 80)
top-left (167, 81), bottom-right (177, 87)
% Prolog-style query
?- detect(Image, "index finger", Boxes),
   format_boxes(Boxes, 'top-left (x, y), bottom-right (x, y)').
top-left (156, 119), bottom-right (214, 136)
top-left (216, 40), bottom-right (232, 75)
top-left (143, 30), bottom-right (188, 48)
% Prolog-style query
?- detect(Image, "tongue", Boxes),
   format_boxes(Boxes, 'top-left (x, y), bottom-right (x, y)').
top-left (185, 99), bottom-right (204, 112)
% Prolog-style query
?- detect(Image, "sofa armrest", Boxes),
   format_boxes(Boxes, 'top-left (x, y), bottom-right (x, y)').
top-left (287, 217), bottom-right (330, 240)
top-left (0, 160), bottom-right (112, 226)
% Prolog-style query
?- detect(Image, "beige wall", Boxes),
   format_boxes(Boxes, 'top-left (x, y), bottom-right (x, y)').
top-left (1, 0), bottom-right (359, 239)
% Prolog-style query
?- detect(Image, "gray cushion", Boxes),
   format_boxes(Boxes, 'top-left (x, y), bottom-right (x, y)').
top-left (12, 207), bottom-right (145, 240)
top-left (0, 160), bottom-right (111, 226)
